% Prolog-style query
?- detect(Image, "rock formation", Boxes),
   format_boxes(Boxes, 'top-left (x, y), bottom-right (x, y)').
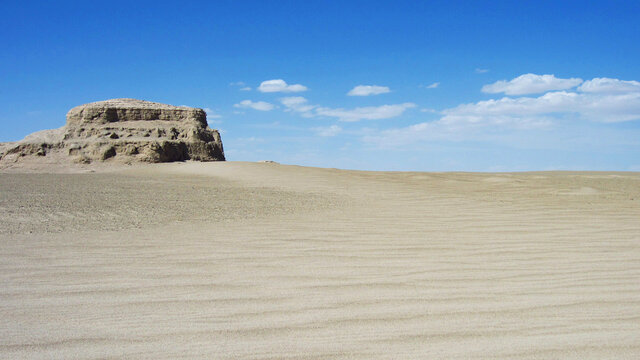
top-left (0, 99), bottom-right (225, 164)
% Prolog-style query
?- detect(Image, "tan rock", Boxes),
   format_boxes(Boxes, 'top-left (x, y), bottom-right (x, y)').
top-left (0, 99), bottom-right (225, 164)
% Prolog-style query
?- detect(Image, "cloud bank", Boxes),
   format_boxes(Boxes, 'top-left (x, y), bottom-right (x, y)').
top-left (238, 74), bottom-right (639, 159)
top-left (367, 75), bottom-right (640, 147)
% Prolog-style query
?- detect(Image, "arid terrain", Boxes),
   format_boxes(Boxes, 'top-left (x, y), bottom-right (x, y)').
top-left (1, 162), bottom-right (639, 359)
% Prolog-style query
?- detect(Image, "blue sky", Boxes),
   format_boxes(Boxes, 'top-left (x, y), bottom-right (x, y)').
top-left (2, 0), bottom-right (640, 171)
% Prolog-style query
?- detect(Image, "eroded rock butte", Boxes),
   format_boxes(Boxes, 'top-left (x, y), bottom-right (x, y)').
top-left (0, 99), bottom-right (225, 164)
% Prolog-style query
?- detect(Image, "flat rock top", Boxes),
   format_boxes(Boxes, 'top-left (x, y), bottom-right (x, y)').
top-left (66, 98), bottom-right (207, 126)
top-left (74, 98), bottom-right (194, 110)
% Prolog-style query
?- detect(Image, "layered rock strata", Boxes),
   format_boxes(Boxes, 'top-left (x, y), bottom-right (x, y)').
top-left (0, 99), bottom-right (225, 164)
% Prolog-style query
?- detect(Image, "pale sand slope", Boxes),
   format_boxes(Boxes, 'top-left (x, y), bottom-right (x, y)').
top-left (1, 162), bottom-right (640, 359)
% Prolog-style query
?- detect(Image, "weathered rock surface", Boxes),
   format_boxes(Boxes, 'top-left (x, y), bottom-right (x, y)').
top-left (0, 99), bottom-right (225, 164)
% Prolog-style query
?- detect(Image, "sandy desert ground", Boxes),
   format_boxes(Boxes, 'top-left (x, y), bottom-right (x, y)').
top-left (1, 161), bottom-right (639, 359)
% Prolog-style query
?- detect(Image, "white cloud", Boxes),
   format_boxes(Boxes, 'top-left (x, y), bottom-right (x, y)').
top-left (482, 73), bottom-right (583, 95)
top-left (280, 96), bottom-right (307, 107)
top-left (240, 87), bottom-right (251, 91)
top-left (280, 96), bottom-right (316, 115)
top-left (578, 77), bottom-right (640, 93)
top-left (365, 77), bottom-right (640, 147)
top-left (426, 82), bottom-right (439, 89)
top-left (313, 125), bottom-right (342, 137)
top-left (258, 79), bottom-right (308, 93)
top-left (347, 85), bottom-right (391, 96)
top-left (442, 89), bottom-right (640, 124)
top-left (475, 68), bottom-right (490, 74)
top-left (234, 100), bottom-right (275, 111)
top-left (279, 96), bottom-right (415, 122)
top-left (316, 103), bottom-right (416, 122)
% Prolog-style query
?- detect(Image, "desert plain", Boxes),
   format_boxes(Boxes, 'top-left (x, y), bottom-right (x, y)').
top-left (1, 161), bottom-right (639, 359)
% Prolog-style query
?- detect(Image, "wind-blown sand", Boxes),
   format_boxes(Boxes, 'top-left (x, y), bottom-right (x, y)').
top-left (1, 162), bottom-right (639, 359)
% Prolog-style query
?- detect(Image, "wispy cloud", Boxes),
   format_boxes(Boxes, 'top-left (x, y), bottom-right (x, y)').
top-left (316, 103), bottom-right (416, 122)
top-left (258, 79), bottom-right (308, 93)
top-left (280, 97), bottom-right (316, 116)
top-left (313, 125), bottom-right (342, 137)
top-left (233, 100), bottom-right (275, 111)
top-left (230, 81), bottom-right (252, 91)
top-left (475, 68), bottom-right (490, 74)
top-left (280, 96), bottom-right (415, 122)
top-left (578, 78), bottom-right (640, 93)
top-left (347, 85), bottom-right (391, 96)
top-left (426, 82), bottom-right (440, 89)
top-left (482, 73), bottom-right (583, 95)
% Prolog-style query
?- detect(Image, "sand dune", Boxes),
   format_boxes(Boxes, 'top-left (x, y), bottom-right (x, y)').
top-left (1, 162), bottom-right (639, 359)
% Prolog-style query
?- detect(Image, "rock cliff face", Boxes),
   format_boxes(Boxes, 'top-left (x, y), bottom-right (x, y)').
top-left (0, 99), bottom-right (225, 164)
